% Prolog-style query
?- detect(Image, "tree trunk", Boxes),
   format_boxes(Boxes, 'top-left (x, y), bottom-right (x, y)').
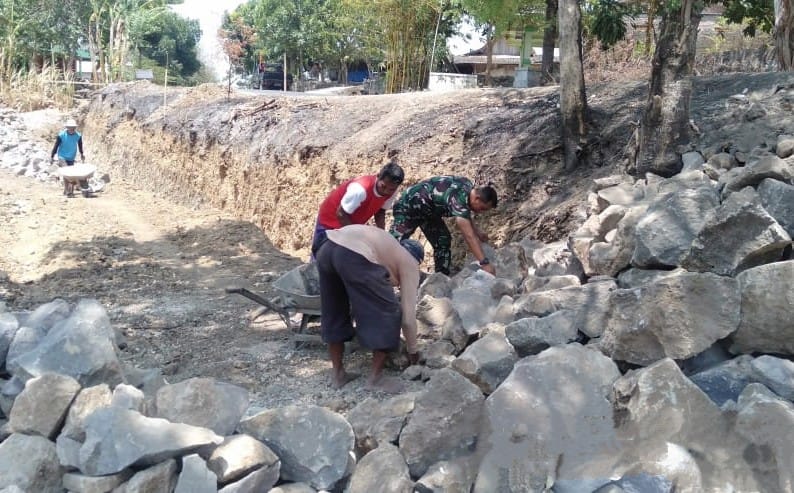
top-left (634, 0), bottom-right (702, 177)
top-left (541, 0), bottom-right (558, 85)
top-left (485, 27), bottom-right (494, 87)
top-left (558, 0), bottom-right (587, 171)
top-left (775, 0), bottom-right (793, 70)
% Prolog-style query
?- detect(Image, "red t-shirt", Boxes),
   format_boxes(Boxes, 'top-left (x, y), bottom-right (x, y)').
top-left (317, 175), bottom-right (391, 229)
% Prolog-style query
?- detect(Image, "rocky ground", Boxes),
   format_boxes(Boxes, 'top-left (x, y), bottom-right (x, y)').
top-left (2, 70), bottom-right (793, 415)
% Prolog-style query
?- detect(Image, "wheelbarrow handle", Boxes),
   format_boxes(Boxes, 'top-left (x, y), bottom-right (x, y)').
top-left (226, 287), bottom-right (292, 327)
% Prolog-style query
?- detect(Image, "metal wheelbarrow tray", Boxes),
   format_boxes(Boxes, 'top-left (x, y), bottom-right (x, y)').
top-left (227, 263), bottom-right (322, 346)
top-left (58, 164), bottom-right (97, 197)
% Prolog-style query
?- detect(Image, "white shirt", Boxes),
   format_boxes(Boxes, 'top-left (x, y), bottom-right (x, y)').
top-left (339, 181), bottom-right (395, 214)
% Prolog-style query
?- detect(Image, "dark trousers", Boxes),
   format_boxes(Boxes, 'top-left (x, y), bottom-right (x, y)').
top-left (390, 213), bottom-right (452, 275)
top-left (315, 241), bottom-right (401, 351)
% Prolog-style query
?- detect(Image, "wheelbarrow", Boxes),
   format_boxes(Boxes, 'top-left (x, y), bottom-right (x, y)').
top-left (58, 163), bottom-right (97, 198)
top-left (226, 263), bottom-right (322, 347)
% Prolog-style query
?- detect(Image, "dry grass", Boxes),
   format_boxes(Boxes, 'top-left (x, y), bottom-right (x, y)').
top-left (0, 66), bottom-right (78, 111)
top-left (584, 39), bottom-right (652, 84)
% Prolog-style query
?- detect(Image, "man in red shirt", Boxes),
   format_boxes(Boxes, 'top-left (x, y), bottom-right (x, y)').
top-left (311, 161), bottom-right (405, 256)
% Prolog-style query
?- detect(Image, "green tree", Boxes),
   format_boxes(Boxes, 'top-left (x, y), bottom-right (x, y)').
top-left (138, 10), bottom-right (201, 83)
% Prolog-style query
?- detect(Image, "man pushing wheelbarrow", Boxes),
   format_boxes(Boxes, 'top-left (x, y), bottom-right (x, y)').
top-left (50, 118), bottom-right (91, 197)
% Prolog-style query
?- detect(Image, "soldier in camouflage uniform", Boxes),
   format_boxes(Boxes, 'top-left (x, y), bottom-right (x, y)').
top-left (390, 176), bottom-right (497, 275)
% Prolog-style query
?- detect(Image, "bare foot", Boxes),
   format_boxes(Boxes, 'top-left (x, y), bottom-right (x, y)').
top-left (366, 375), bottom-right (405, 394)
top-left (331, 371), bottom-right (359, 389)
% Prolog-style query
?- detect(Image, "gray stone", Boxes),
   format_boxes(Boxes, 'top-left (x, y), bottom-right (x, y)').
top-left (9, 372), bottom-right (81, 439)
top-left (217, 463), bottom-right (281, 493)
top-left (681, 151), bottom-right (705, 172)
top-left (689, 355), bottom-right (756, 407)
top-left (0, 312), bottom-right (19, 369)
top-left (238, 405), bottom-right (354, 490)
top-left (346, 444), bottom-right (413, 493)
top-left (112, 384), bottom-right (145, 412)
top-left (207, 434), bottom-right (279, 485)
top-left (57, 383), bottom-right (113, 468)
top-left (474, 345), bottom-right (621, 493)
top-left (732, 261), bottom-right (794, 355)
top-left (451, 270), bottom-right (499, 334)
top-left (683, 187), bottom-right (791, 276)
top-left (418, 273), bottom-right (454, 299)
top-left (616, 268), bottom-right (684, 288)
top-left (422, 340), bottom-right (457, 369)
top-left (514, 280), bottom-right (616, 338)
top-left (416, 296), bottom-right (467, 350)
top-left (174, 454), bottom-right (217, 493)
top-left (588, 205), bottom-right (649, 277)
top-left (451, 333), bottom-right (518, 394)
top-left (631, 187), bottom-right (719, 268)
top-left (112, 459), bottom-right (178, 493)
top-left (757, 177), bottom-right (794, 237)
top-left (79, 407), bottom-right (223, 475)
top-left (347, 393), bottom-right (416, 455)
top-left (62, 470), bottom-right (133, 493)
top-left (155, 377), bottom-right (249, 436)
top-left (267, 483), bottom-right (316, 493)
top-left (599, 272), bottom-right (740, 365)
top-left (399, 368), bottom-right (484, 477)
top-left (776, 135), bottom-right (794, 158)
top-left (521, 274), bottom-right (580, 293)
top-left (707, 152), bottom-right (736, 170)
top-left (750, 355), bottom-right (794, 401)
top-left (10, 299), bottom-right (124, 387)
top-left (613, 359), bottom-right (760, 491)
top-left (735, 384), bottom-right (794, 493)
top-left (721, 154), bottom-right (794, 196)
top-left (0, 433), bottom-right (63, 493)
top-left (414, 456), bottom-right (475, 493)
top-left (505, 310), bottom-right (578, 357)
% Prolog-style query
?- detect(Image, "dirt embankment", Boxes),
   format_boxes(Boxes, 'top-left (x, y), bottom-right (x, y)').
top-left (76, 83), bottom-right (637, 259)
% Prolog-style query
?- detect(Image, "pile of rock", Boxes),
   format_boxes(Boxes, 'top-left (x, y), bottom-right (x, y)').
top-left (2, 88), bottom-right (794, 491)
top-left (0, 108), bottom-right (60, 183)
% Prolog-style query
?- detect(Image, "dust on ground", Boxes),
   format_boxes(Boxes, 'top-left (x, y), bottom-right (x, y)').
top-left (2, 71), bottom-right (793, 412)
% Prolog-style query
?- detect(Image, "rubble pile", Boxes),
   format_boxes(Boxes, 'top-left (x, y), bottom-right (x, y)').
top-left (2, 80), bottom-right (794, 492)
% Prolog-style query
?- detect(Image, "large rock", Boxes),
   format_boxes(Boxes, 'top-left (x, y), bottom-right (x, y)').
top-left (599, 271), bottom-right (740, 365)
top-left (612, 359), bottom-right (760, 492)
top-left (721, 154), bottom-right (794, 195)
top-left (474, 345), bottom-right (621, 492)
top-left (416, 296), bottom-right (467, 350)
top-left (450, 333), bottom-right (517, 394)
top-left (513, 280), bottom-right (617, 338)
top-left (174, 454), bottom-right (217, 493)
top-left (450, 270), bottom-right (499, 335)
top-left (346, 444), bottom-right (413, 493)
top-left (399, 368), bottom-right (484, 477)
top-left (735, 384), bottom-right (794, 493)
top-left (347, 393), bottom-right (416, 455)
top-left (9, 372), bottom-right (81, 439)
top-left (731, 261), bottom-right (794, 355)
top-left (588, 205), bottom-right (649, 277)
top-left (504, 310), bottom-right (578, 357)
top-left (56, 383), bottom-right (113, 469)
top-left (757, 177), bottom-right (794, 237)
top-left (78, 407), bottom-right (223, 475)
top-left (9, 299), bottom-right (124, 386)
top-left (113, 459), bottom-right (178, 493)
top-left (0, 433), bottom-right (63, 493)
top-left (631, 186), bottom-right (719, 268)
top-left (683, 187), bottom-right (791, 276)
top-left (155, 377), bottom-right (249, 436)
top-left (206, 434), bottom-right (280, 486)
top-left (238, 405), bottom-right (354, 491)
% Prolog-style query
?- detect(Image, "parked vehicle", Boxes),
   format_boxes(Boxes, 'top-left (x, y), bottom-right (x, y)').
top-left (260, 63), bottom-right (293, 90)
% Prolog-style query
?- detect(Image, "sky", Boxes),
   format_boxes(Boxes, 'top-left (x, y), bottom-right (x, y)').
top-left (170, 0), bottom-right (248, 80)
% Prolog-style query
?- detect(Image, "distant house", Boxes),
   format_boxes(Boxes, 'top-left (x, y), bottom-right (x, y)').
top-left (452, 29), bottom-right (559, 86)
top-left (135, 69), bottom-right (154, 81)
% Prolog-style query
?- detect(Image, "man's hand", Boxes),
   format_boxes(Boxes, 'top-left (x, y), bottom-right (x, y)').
top-left (480, 263), bottom-right (496, 276)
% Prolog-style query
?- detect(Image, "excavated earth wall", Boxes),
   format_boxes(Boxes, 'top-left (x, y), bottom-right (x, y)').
top-left (78, 73), bottom-right (794, 259)
top-left (78, 82), bottom-right (627, 259)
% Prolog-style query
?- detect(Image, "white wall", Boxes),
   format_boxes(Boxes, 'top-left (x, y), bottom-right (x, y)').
top-left (428, 72), bottom-right (478, 92)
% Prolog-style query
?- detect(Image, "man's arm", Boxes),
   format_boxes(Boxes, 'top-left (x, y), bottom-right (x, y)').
top-left (77, 136), bottom-right (84, 160)
top-left (455, 217), bottom-right (495, 275)
top-left (373, 209), bottom-right (386, 229)
top-left (50, 136), bottom-right (61, 160)
top-left (335, 206), bottom-right (354, 226)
